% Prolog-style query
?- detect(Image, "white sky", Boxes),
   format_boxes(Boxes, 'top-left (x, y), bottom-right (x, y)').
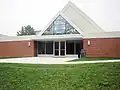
top-left (0, 0), bottom-right (120, 36)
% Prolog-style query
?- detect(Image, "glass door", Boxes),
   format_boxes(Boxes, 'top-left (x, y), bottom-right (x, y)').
top-left (54, 41), bottom-right (66, 56)
top-left (54, 42), bottom-right (59, 56)
top-left (60, 41), bottom-right (65, 56)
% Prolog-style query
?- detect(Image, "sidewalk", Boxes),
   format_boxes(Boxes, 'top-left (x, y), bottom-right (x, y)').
top-left (0, 57), bottom-right (120, 64)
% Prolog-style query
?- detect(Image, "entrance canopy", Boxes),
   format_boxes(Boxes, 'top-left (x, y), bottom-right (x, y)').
top-left (34, 34), bottom-right (83, 41)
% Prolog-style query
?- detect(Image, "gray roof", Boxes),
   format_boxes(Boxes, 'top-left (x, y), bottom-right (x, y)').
top-left (84, 31), bottom-right (120, 38)
top-left (61, 1), bottom-right (104, 33)
top-left (0, 31), bottom-right (120, 42)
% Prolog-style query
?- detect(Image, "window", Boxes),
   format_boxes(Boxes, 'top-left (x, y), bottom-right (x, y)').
top-left (42, 15), bottom-right (79, 35)
top-left (38, 41), bottom-right (53, 54)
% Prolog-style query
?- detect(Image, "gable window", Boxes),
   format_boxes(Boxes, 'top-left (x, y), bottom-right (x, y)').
top-left (42, 15), bottom-right (79, 35)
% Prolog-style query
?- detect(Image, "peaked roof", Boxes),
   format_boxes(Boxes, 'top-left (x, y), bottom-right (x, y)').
top-left (38, 1), bottom-right (104, 36)
top-left (38, 11), bottom-right (84, 36)
top-left (61, 1), bottom-right (104, 33)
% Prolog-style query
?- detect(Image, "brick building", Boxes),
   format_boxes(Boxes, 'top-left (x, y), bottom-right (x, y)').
top-left (0, 2), bottom-right (120, 58)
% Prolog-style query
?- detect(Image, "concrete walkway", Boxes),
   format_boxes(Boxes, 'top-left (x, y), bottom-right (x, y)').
top-left (0, 57), bottom-right (120, 64)
top-left (0, 57), bottom-right (75, 64)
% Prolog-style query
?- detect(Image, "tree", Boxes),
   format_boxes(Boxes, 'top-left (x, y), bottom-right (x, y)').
top-left (17, 25), bottom-right (36, 36)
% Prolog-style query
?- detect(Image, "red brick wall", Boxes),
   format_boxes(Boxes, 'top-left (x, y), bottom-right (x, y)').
top-left (83, 38), bottom-right (120, 58)
top-left (0, 40), bottom-right (36, 57)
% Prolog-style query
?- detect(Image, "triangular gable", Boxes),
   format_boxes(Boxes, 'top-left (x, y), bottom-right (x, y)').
top-left (38, 12), bottom-right (84, 36)
top-left (61, 1), bottom-right (104, 33)
top-left (42, 15), bottom-right (80, 35)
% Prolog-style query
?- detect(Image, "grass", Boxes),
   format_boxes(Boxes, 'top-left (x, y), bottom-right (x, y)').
top-left (0, 57), bottom-right (20, 59)
top-left (68, 57), bottom-right (120, 62)
top-left (0, 63), bottom-right (120, 90)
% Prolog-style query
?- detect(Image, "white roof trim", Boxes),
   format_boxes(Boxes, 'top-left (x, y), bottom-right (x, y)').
top-left (61, 1), bottom-right (104, 32)
top-left (84, 31), bottom-right (120, 38)
top-left (1, 31), bottom-right (120, 42)
top-left (33, 34), bottom-right (83, 41)
top-left (0, 34), bottom-right (83, 42)
top-left (84, 36), bottom-right (120, 39)
top-left (37, 11), bottom-right (84, 36)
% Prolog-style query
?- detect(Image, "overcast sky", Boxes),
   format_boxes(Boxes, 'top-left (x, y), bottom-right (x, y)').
top-left (0, 0), bottom-right (120, 36)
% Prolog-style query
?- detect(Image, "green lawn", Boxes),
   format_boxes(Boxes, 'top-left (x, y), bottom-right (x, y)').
top-left (0, 63), bottom-right (120, 90)
top-left (68, 57), bottom-right (120, 62)
top-left (0, 57), bottom-right (20, 59)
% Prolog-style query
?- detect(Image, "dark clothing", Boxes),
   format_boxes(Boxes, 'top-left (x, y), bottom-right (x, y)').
top-left (78, 51), bottom-right (81, 58)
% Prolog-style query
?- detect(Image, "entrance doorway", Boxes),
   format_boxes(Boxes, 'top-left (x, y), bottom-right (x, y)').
top-left (37, 40), bottom-right (83, 57)
top-left (54, 41), bottom-right (66, 56)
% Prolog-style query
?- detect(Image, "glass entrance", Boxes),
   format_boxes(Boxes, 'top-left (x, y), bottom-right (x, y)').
top-left (54, 41), bottom-right (66, 56)
top-left (60, 41), bottom-right (65, 56)
top-left (55, 42), bottom-right (59, 56)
